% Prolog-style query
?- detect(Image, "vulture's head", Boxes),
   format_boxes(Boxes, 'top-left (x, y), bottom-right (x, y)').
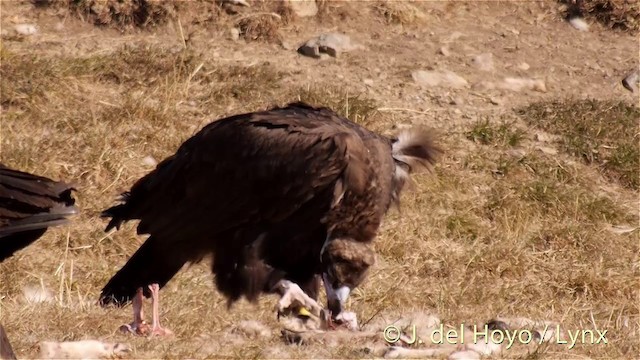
top-left (320, 238), bottom-right (375, 316)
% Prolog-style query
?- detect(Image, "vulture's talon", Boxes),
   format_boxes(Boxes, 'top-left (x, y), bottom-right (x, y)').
top-left (276, 280), bottom-right (323, 320)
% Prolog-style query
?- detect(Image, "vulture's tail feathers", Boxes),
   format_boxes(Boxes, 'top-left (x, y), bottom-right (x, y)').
top-left (390, 127), bottom-right (443, 205)
top-left (98, 236), bottom-right (189, 307)
top-left (391, 127), bottom-right (442, 175)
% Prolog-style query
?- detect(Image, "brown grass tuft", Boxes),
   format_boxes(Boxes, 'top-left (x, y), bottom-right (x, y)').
top-left (373, 0), bottom-right (427, 25)
top-left (236, 13), bottom-right (283, 43)
top-left (234, 0), bottom-right (296, 44)
top-left (517, 99), bottom-right (640, 190)
top-left (560, 0), bottom-right (640, 32)
top-left (34, 0), bottom-right (178, 28)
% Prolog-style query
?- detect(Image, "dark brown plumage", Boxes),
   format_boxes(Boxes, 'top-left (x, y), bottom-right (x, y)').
top-left (0, 164), bottom-right (77, 262)
top-left (99, 102), bottom-right (441, 323)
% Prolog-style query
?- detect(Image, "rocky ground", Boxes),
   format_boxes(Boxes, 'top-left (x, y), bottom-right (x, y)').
top-left (0, 0), bottom-right (638, 359)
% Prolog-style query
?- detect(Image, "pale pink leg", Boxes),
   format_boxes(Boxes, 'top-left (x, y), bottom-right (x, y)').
top-left (119, 288), bottom-right (150, 336)
top-left (148, 283), bottom-right (173, 336)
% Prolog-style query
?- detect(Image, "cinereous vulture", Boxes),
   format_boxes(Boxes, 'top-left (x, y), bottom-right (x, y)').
top-left (99, 102), bottom-right (442, 336)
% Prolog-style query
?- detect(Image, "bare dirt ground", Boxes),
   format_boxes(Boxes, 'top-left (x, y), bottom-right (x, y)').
top-left (1, 1), bottom-right (639, 359)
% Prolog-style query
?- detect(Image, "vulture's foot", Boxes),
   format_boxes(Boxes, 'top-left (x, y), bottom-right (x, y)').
top-left (275, 280), bottom-right (323, 320)
top-left (148, 283), bottom-right (173, 337)
top-left (119, 288), bottom-right (150, 336)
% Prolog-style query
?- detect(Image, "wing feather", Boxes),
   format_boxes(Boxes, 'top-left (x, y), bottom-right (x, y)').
top-left (103, 104), bottom-right (367, 243)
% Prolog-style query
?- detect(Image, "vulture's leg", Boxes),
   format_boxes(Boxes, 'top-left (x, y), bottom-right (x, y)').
top-left (119, 288), bottom-right (150, 336)
top-left (148, 283), bottom-right (173, 336)
top-left (274, 280), bottom-right (323, 319)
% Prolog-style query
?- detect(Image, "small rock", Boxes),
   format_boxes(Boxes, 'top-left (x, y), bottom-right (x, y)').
top-left (534, 132), bottom-right (557, 143)
top-left (499, 77), bottom-right (546, 92)
top-left (518, 62), bottom-right (530, 71)
top-left (14, 24), bottom-right (37, 36)
top-left (298, 33), bottom-right (362, 59)
top-left (283, 0), bottom-right (318, 17)
top-left (412, 70), bottom-right (468, 89)
top-left (537, 146), bottom-right (558, 155)
top-left (449, 350), bottom-right (481, 360)
top-left (569, 17), bottom-right (589, 31)
top-left (622, 69), bottom-right (639, 93)
top-left (438, 46), bottom-right (451, 56)
top-left (280, 40), bottom-right (293, 50)
top-left (444, 31), bottom-right (463, 43)
top-left (450, 96), bottom-right (464, 105)
top-left (507, 148), bottom-right (527, 158)
top-left (471, 53), bottom-right (494, 72)
top-left (229, 27), bottom-right (240, 41)
top-left (218, 0), bottom-right (250, 6)
top-left (489, 97), bottom-right (502, 105)
top-left (363, 78), bottom-right (374, 86)
top-left (54, 22), bottom-right (65, 32)
top-left (142, 156), bottom-right (158, 167)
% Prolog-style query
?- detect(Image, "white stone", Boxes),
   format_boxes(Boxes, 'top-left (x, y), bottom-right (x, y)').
top-left (412, 70), bottom-right (468, 89)
top-left (14, 24), bottom-right (38, 36)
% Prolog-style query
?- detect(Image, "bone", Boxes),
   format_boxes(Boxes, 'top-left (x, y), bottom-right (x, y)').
top-left (39, 340), bottom-right (130, 359)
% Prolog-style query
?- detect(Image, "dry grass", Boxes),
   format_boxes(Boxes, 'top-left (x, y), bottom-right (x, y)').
top-left (1, 1), bottom-right (639, 359)
top-left (32, 0), bottom-right (295, 43)
top-left (373, 0), bottom-right (427, 25)
top-left (517, 99), bottom-right (640, 190)
top-left (560, 0), bottom-right (640, 33)
top-left (33, 0), bottom-right (179, 28)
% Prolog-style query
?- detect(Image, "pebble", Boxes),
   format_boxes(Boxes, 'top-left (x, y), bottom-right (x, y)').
top-left (622, 69), bottom-right (638, 93)
top-left (142, 156), bottom-right (158, 167)
top-left (471, 53), bottom-right (494, 72)
top-left (438, 46), bottom-right (451, 56)
top-left (569, 17), bottom-right (589, 32)
top-left (412, 70), bottom-right (468, 89)
top-left (230, 27), bottom-right (240, 41)
top-left (499, 77), bottom-right (547, 92)
top-left (537, 146), bottom-right (558, 155)
top-left (14, 24), bottom-right (38, 36)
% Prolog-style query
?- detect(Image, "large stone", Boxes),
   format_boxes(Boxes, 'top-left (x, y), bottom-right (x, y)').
top-left (298, 33), bottom-right (362, 58)
top-left (284, 0), bottom-right (318, 17)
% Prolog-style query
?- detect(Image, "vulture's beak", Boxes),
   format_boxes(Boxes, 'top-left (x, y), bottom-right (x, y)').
top-left (323, 274), bottom-right (351, 317)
